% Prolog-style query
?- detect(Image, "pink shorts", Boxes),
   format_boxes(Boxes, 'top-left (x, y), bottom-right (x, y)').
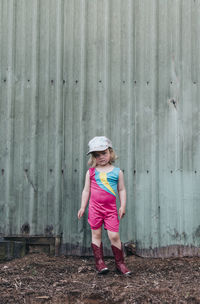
top-left (88, 206), bottom-right (119, 232)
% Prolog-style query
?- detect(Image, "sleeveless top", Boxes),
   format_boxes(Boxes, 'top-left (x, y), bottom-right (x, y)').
top-left (89, 167), bottom-right (120, 211)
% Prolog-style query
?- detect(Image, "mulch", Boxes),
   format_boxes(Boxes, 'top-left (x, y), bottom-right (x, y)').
top-left (0, 252), bottom-right (200, 303)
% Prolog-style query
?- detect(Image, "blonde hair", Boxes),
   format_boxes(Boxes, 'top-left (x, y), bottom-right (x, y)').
top-left (88, 148), bottom-right (117, 167)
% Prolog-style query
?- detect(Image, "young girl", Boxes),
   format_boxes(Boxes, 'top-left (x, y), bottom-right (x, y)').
top-left (78, 136), bottom-right (131, 275)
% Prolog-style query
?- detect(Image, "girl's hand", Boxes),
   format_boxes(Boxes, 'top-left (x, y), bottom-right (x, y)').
top-left (119, 207), bottom-right (125, 219)
top-left (78, 208), bottom-right (85, 219)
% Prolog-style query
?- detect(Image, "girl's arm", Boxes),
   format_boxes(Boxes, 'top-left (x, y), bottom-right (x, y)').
top-left (78, 170), bottom-right (90, 219)
top-left (117, 170), bottom-right (127, 219)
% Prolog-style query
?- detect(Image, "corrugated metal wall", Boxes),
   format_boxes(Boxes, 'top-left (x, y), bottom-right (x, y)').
top-left (0, 0), bottom-right (200, 257)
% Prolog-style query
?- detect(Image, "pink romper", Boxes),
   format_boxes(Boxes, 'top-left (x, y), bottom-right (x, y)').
top-left (88, 167), bottom-right (120, 232)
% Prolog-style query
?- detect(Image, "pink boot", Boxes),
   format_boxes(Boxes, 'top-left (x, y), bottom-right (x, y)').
top-left (91, 243), bottom-right (109, 274)
top-left (111, 244), bottom-right (131, 275)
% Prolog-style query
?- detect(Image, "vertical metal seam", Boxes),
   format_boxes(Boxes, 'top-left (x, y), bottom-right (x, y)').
top-left (78, 0), bottom-right (86, 243)
top-left (54, 0), bottom-right (63, 235)
top-left (156, 0), bottom-right (161, 248)
top-left (6, 0), bottom-right (15, 234)
top-left (18, 0), bottom-right (26, 234)
top-left (30, 0), bottom-right (39, 235)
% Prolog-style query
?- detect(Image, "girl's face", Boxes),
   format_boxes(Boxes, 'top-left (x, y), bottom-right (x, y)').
top-left (93, 149), bottom-right (111, 166)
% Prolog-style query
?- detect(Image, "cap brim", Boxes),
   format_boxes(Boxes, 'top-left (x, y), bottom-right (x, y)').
top-left (87, 146), bottom-right (110, 155)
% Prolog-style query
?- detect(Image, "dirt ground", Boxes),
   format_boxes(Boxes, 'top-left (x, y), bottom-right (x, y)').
top-left (0, 252), bottom-right (200, 304)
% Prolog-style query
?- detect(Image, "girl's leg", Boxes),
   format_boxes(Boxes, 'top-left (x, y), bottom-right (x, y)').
top-left (91, 227), bottom-right (102, 247)
top-left (107, 230), bottom-right (121, 249)
top-left (91, 227), bottom-right (109, 274)
top-left (107, 230), bottom-right (131, 275)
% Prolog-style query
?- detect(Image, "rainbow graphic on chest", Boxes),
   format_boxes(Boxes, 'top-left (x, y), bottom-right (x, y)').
top-left (94, 169), bottom-right (119, 197)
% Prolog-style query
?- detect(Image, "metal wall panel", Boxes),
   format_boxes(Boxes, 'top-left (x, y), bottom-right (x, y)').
top-left (0, 0), bottom-right (200, 257)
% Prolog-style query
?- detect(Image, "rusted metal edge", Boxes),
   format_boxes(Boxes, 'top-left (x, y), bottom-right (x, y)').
top-left (2, 238), bottom-right (199, 258)
top-left (136, 245), bottom-right (200, 258)
top-left (60, 243), bottom-right (200, 258)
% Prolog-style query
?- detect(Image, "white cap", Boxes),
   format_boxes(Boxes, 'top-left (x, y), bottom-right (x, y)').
top-left (87, 136), bottom-right (112, 155)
